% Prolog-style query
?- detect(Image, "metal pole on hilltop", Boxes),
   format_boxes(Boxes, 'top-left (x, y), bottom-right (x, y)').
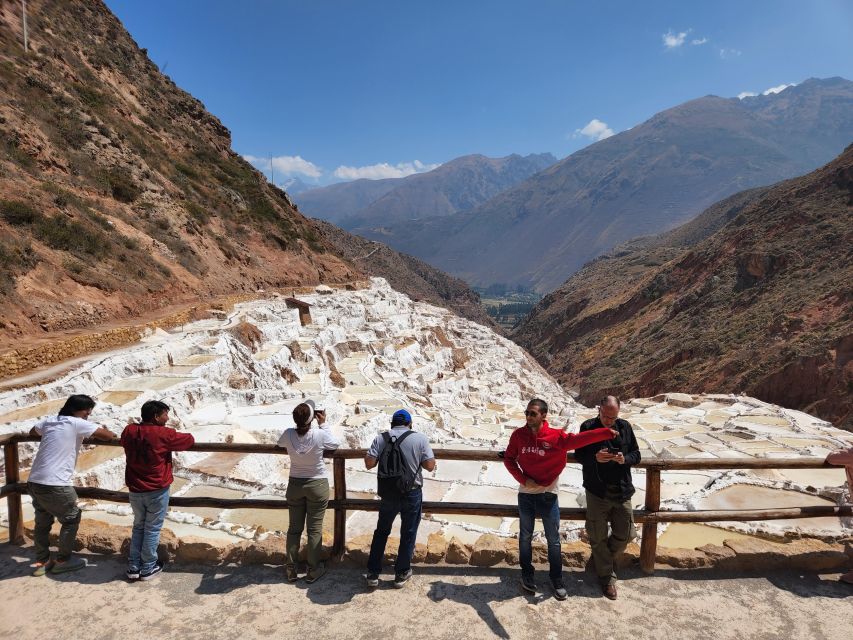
top-left (22, 0), bottom-right (29, 53)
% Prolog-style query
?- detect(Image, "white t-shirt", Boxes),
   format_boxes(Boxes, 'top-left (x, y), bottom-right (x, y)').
top-left (278, 425), bottom-right (340, 479)
top-left (28, 415), bottom-right (99, 486)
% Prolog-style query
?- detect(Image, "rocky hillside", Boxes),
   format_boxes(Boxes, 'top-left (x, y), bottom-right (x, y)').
top-left (0, 1), bottom-right (358, 348)
top-left (389, 78), bottom-right (853, 292)
top-left (314, 220), bottom-right (496, 329)
top-left (512, 145), bottom-right (853, 430)
top-left (297, 152), bottom-right (556, 227)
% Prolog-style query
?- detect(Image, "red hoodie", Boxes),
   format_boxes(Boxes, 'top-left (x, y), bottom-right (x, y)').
top-left (121, 423), bottom-right (195, 492)
top-left (504, 421), bottom-right (613, 488)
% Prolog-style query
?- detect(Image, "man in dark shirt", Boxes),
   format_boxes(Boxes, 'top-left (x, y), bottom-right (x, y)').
top-left (575, 396), bottom-right (641, 600)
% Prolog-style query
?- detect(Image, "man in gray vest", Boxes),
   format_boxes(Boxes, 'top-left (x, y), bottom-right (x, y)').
top-left (364, 409), bottom-right (435, 588)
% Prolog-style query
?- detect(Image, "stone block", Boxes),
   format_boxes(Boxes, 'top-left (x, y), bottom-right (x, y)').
top-left (345, 534), bottom-right (374, 565)
top-left (426, 532), bottom-right (447, 564)
top-left (470, 534), bottom-right (505, 567)
top-left (242, 535), bottom-right (286, 565)
top-left (560, 542), bottom-right (591, 567)
top-left (412, 542), bottom-right (428, 564)
top-left (504, 538), bottom-right (520, 565)
top-left (656, 546), bottom-right (711, 569)
top-left (176, 536), bottom-right (229, 564)
top-left (446, 536), bottom-right (471, 564)
top-left (616, 542), bottom-right (640, 569)
top-left (722, 537), bottom-right (849, 571)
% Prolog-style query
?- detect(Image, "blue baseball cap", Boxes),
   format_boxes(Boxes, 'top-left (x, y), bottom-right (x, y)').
top-left (391, 409), bottom-right (412, 426)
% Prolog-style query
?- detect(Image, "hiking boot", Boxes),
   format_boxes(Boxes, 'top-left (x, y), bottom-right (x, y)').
top-left (365, 572), bottom-right (380, 588)
top-left (32, 560), bottom-right (54, 577)
top-left (393, 569), bottom-right (412, 588)
top-left (603, 583), bottom-right (617, 600)
top-left (305, 565), bottom-right (326, 584)
top-left (140, 560), bottom-right (164, 581)
top-left (520, 575), bottom-right (536, 594)
top-left (551, 579), bottom-right (568, 601)
top-left (126, 568), bottom-right (141, 581)
top-left (286, 565), bottom-right (299, 582)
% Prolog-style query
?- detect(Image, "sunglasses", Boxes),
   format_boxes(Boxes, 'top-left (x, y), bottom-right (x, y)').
top-left (524, 410), bottom-right (540, 417)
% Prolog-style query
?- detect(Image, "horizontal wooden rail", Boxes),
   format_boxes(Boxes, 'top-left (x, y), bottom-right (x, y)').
top-left (2, 435), bottom-right (849, 573)
top-left (4, 483), bottom-right (850, 521)
top-left (0, 434), bottom-right (841, 469)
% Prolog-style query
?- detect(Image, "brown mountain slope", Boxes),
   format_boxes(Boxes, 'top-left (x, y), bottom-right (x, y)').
top-left (0, 1), bottom-right (358, 348)
top-left (314, 221), bottom-right (496, 329)
top-left (512, 145), bottom-right (853, 430)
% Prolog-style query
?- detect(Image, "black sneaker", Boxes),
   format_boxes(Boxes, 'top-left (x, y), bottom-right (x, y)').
top-left (393, 569), bottom-right (412, 588)
top-left (140, 560), bottom-right (164, 581)
top-left (551, 579), bottom-right (568, 601)
top-left (126, 568), bottom-right (141, 581)
top-left (365, 572), bottom-right (380, 588)
top-left (520, 575), bottom-right (536, 594)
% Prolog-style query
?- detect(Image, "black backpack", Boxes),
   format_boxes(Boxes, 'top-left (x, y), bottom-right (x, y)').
top-left (376, 430), bottom-right (416, 498)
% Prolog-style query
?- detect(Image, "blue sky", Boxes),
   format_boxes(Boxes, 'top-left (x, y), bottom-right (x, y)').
top-left (106, 0), bottom-right (853, 186)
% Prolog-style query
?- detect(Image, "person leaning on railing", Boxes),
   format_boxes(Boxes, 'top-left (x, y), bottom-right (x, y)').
top-left (277, 400), bottom-right (339, 584)
top-left (121, 400), bottom-right (194, 582)
top-left (825, 445), bottom-right (853, 585)
top-left (26, 394), bottom-right (116, 576)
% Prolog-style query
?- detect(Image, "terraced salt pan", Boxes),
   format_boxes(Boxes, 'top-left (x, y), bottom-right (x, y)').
top-left (658, 523), bottom-right (757, 549)
top-left (1, 281), bottom-right (850, 545)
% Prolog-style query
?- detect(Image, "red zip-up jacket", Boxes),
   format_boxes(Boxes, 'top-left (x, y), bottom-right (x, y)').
top-left (504, 421), bottom-right (613, 488)
top-left (121, 423), bottom-right (195, 492)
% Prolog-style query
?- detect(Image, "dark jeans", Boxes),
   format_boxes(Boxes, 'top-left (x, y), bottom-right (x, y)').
top-left (28, 482), bottom-right (81, 563)
top-left (367, 488), bottom-right (422, 575)
top-left (518, 491), bottom-right (562, 581)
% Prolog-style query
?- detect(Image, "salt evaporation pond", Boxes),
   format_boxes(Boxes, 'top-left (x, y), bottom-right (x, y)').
top-left (1, 279), bottom-right (851, 550)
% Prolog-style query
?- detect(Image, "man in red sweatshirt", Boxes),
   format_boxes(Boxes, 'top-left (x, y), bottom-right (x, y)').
top-left (121, 400), bottom-right (194, 581)
top-left (503, 398), bottom-right (615, 600)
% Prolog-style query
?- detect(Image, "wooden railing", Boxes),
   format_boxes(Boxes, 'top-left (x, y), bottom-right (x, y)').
top-left (2, 434), bottom-right (849, 573)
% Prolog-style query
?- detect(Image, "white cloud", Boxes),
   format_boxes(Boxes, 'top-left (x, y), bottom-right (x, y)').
top-left (662, 29), bottom-right (690, 49)
top-left (691, 37), bottom-right (708, 46)
top-left (719, 48), bottom-right (742, 59)
top-left (243, 154), bottom-right (323, 179)
top-left (762, 83), bottom-right (795, 95)
top-left (332, 159), bottom-right (440, 181)
top-left (574, 119), bottom-right (615, 142)
top-left (737, 83), bottom-right (797, 100)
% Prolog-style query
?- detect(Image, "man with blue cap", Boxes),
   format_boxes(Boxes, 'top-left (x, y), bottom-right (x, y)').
top-left (364, 409), bottom-right (435, 588)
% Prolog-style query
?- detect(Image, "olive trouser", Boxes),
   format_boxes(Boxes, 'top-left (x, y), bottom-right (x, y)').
top-left (28, 482), bottom-right (81, 563)
top-left (285, 478), bottom-right (329, 569)
top-left (585, 488), bottom-right (636, 586)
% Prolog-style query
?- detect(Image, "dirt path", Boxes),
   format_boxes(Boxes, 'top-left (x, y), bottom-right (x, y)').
top-left (0, 549), bottom-right (849, 640)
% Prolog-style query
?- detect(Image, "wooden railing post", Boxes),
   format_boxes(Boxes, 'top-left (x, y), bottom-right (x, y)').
top-left (332, 456), bottom-right (346, 558)
top-left (639, 467), bottom-right (661, 574)
top-left (4, 441), bottom-right (25, 545)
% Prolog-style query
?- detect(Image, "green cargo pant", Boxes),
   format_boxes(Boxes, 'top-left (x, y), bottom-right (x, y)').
top-left (285, 478), bottom-right (329, 570)
top-left (585, 488), bottom-right (636, 587)
top-left (28, 482), bottom-right (81, 563)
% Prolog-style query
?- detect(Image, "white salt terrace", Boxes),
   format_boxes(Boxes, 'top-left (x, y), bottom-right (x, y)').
top-left (1, 279), bottom-right (851, 549)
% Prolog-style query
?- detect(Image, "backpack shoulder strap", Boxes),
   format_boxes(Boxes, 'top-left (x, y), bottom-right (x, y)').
top-left (393, 429), bottom-right (414, 447)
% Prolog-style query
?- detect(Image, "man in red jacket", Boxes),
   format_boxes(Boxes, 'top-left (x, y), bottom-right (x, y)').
top-left (503, 398), bottom-right (615, 600)
top-left (121, 400), bottom-right (194, 581)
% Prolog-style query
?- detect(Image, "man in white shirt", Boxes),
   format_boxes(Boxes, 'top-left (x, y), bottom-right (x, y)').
top-left (27, 394), bottom-right (116, 575)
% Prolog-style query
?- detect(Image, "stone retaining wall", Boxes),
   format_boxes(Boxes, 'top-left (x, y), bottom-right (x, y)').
top-left (26, 521), bottom-right (852, 573)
